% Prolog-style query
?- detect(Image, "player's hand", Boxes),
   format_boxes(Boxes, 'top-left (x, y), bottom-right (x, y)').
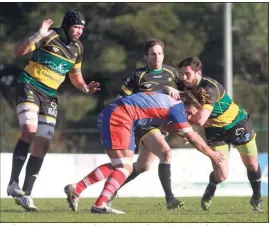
top-left (162, 86), bottom-right (180, 100)
top-left (39, 19), bottom-right (53, 38)
top-left (211, 151), bottom-right (225, 165)
top-left (86, 81), bottom-right (101, 94)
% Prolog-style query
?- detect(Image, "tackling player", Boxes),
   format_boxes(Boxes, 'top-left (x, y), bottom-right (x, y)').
top-left (64, 90), bottom-right (225, 214)
top-left (165, 56), bottom-right (263, 211)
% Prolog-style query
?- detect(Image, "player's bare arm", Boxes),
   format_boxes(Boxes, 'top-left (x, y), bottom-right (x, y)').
top-left (184, 131), bottom-right (224, 164)
top-left (13, 19), bottom-right (53, 56)
top-left (69, 68), bottom-right (101, 94)
top-left (188, 107), bottom-right (212, 126)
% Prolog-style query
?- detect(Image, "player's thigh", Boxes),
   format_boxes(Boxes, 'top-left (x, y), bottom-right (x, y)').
top-left (37, 94), bottom-right (58, 141)
top-left (135, 143), bottom-right (158, 172)
top-left (230, 116), bottom-right (259, 171)
top-left (230, 116), bottom-right (258, 155)
top-left (141, 128), bottom-right (171, 159)
top-left (15, 83), bottom-right (40, 140)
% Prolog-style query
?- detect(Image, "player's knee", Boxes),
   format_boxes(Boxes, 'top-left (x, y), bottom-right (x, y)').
top-left (111, 157), bottom-right (133, 173)
top-left (215, 171), bottom-right (228, 182)
top-left (36, 124), bottom-right (55, 140)
top-left (245, 162), bottom-right (258, 172)
top-left (20, 126), bottom-right (37, 143)
top-left (158, 149), bottom-right (171, 163)
top-left (135, 162), bottom-right (151, 173)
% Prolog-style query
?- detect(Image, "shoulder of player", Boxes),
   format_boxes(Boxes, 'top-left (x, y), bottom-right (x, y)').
top-left (199, 76), bottom-right (225, 99)
top-left (44, 29), bottom-right (60, 42)
top-left (162, 64), bottom-right (179, 78)
top-left (200, 77), bottom-right (221, 88)
top-left (163, 64), bottom-right (177, 71)
top-left (132, 66), bottom-right (148, 76)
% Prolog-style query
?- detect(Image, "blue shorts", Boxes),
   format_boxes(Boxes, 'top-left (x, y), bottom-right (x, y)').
top-left (97, 103), bottom-right (136, 151)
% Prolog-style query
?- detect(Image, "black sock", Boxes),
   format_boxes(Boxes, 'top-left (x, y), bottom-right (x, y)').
top-left (120, 163), bottom-right (140, 189)
top-left (158, 163), bottom-right (174, 198)
top-left (247, 165), bottom-right (261, 200)
top-left (9, 139), bottom-right (31, 184)
top-left (206, 171), bottom-right (220, 196)
top-left (22, 155), bottom-right (44, 196)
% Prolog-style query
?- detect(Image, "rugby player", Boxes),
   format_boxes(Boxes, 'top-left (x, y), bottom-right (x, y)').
top-left (112, 39), bottom-right (184, 209)
top-left (64, 90), bottom-right (225, 214)
top-left (165, 56), bottom-right (263, 211)
top-left (7, 10), bottom-right (100, 211)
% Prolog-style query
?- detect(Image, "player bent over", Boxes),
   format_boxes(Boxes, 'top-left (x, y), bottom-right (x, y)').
top-left (64, 90), bottom-right (224, 214)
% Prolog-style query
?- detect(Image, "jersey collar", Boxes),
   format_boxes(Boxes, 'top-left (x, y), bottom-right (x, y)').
top-left (146, 65), bottom-right (163, 74)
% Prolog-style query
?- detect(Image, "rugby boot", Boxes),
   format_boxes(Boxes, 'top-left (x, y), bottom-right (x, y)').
top-left (250, 196), bottom-right (263, 211)
top-left (90, 202), bottom-right (125, 214)
top-left (166, 196), bottom-right (185, 209)
top-left (15, 195), bottom-right (38, 211)
top-left (64, 184), bottom-right (80, 212)
top-left (7, 181), bottom-right (25, 197)
top-left (201, 184), bottom-right (216, 211)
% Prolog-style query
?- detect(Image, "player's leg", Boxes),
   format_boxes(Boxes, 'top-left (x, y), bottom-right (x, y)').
top-left (233, 116), bottom-right (263, 211)
top-left (90, 114), bottom-right (136, 214)
top-left (106, 136), bottom-right (157, 207)
top-left (142, 129), bottom-right (184, 209)
top-left (90, 149), bottom-right (134, 214)
top-left (201, 127), bottom-right (230, 210)
top-left (110, 127), bottom-right (158, 193)
top-left (64, 163), bottom-right (114, 211)
top-left (7, 84), bottom-right (39, 199)
top-left (121, 141), bottom-right (158, 187)
top-left (201, 144), bottom-right (230, 210)
top-left (15, 94), bottom-right (57, 211)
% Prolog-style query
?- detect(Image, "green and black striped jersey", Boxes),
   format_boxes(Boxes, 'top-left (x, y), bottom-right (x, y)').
top-left (178, 77), bottom-right (247, 130)
top-left (17, 28), bottom-right (84, 97)
top-left (119, 64), bottom-right (179, 96)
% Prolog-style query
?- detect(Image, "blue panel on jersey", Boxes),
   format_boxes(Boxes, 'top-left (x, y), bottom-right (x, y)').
top-left (168, 103), bottom-right (187, 123)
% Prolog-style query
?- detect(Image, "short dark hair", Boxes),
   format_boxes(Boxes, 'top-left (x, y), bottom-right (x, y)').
top-left (180, 91), bottom-right (201, 108)
top-left (177, 57), bottom-right (202, 72)
top-left (143, 39), bottom-right (164, 55)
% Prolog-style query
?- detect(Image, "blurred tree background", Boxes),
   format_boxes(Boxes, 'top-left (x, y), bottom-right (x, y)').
top-left (0, 2), bottom-right (268, 153)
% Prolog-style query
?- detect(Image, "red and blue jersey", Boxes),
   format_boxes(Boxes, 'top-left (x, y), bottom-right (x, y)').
top-left (97, 91), bottom-right (192, 150)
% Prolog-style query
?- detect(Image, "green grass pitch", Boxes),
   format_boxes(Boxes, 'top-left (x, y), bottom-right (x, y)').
top-left (0, 197), bottom-right (268, 223)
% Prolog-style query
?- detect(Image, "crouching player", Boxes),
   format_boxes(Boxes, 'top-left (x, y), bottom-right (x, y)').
top-left (64, 90), bottom-right (225, 214)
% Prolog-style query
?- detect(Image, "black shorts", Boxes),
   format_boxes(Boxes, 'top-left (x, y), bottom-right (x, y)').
top-left (205, 115), bottom-right (255, 147)
top-left (16, 83), bottom-right (58, 120)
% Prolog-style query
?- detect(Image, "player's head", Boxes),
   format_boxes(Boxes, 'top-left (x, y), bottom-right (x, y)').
top-left (61, 10), bottom-right (85, 42)
top-left (143, 39), bottom-right (165, 70)
top-left (180, 91), bottom-right (201, 118)
top-left (177, 57), bottom-right (202, 88)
